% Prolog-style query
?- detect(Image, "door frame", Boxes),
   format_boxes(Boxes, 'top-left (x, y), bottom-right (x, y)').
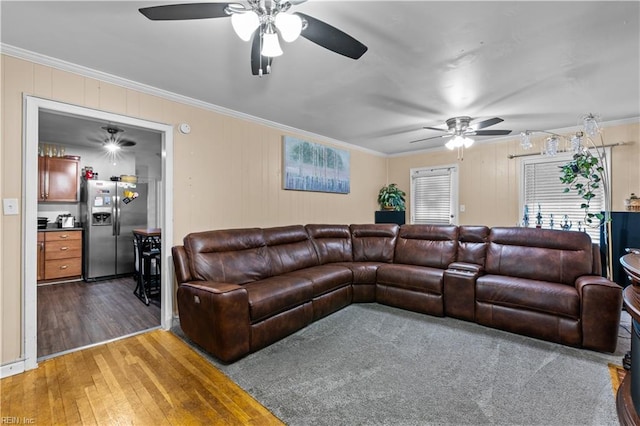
top-left (22, 95), bottom-right (174, 370)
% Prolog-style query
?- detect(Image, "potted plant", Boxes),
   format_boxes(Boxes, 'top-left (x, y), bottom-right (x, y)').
top-left (377, 183), bottom-right (406, 211)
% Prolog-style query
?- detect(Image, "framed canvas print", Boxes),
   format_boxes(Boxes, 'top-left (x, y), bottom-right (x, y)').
top-left (283, 136), bottom-right (350, 194)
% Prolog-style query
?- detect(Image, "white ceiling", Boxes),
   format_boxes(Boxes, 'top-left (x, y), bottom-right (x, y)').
top-left (2, 1), bottom-right (639, 155)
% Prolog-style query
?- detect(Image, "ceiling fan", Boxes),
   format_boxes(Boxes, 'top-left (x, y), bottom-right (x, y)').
top-left (139, 0), bottom-right (368, 76)
top-left (92, 126), bottom-right (137, 152)
top-left (410, 116), bottom-right (512, 150)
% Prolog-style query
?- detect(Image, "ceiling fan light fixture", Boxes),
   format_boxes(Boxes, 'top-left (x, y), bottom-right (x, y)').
top-left (231, 10), bottom-right (260, 41)
top-left (261, 30), bottom-right (283, 57)
top-left (275, 13), bottom-right (302, 42)
top-left (104, 141), bottom-right (121, 153)
top-left (446, 135), bottom-right (474, 150)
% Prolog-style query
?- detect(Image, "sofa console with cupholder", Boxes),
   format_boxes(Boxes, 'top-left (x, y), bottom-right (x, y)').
top-left (172, 224), bottom-right (622, 363)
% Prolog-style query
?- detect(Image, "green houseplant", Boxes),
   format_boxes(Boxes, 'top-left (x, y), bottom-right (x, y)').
top-left (377, 183), bottom-right (406, 211)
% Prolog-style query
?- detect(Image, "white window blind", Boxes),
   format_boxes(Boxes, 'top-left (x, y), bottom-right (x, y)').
top-left (411, 166), bottom-right (457, 225)
top-left (521, 151), bottom-right (607, 244)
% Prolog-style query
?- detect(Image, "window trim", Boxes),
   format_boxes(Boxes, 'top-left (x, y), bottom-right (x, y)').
top-left (410, 164), bottom-right (459, 225)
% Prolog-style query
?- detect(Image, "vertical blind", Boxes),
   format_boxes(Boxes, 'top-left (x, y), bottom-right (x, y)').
top-left (411, 167), bottom-right (454, 225)
top-left (522, 154), bottom-right (604, 243)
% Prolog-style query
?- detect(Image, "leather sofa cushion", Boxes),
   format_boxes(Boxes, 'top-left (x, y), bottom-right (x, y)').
top-left (458, 226), bottom-right (490, 265)
top-left (485, 227), bottom-right (593, 285)
top-left (243, 276), bottom-right (314, 322)
top-left (377, 264), bottom-right (444, 295)
top-left (306, 224), bottom-right (353, 263)
top-left (477, 275), bottom-right (580, 319)
top-left (184, 228), bottom-right (270, 283)
top-left (263, 225), bottom-right (319, 275)
top-left (350, 224), bottom-right (398, 262)
top-left (286, 265), bottom-right (353, 297)
top-left (337, 261), bottom-right (384, 284)
top-left (394, 225), bottom-right (458, 268)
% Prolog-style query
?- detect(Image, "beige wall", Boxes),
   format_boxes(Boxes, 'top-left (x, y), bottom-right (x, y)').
top-left (0, 54), bottom-right (387, 365)
top-left (388, 122), bottom-right (640, 226)
top-left (3, 52), bottom-right (639, 367)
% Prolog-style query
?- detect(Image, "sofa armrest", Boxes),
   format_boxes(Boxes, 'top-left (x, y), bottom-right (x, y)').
top-left (575, 275), bottom-right (622, 352)
top-left (172, 245), bottom-right (193, 284)
top-left (448, 261), bottom-right (484, 274)
top-left (177, 281), bottom-right (251, 363)
top-left (444, 262), bottom-right (483, 321)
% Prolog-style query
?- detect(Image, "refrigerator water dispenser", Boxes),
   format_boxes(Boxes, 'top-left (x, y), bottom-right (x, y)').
top-left (92, 212), bottom-right (112, 226)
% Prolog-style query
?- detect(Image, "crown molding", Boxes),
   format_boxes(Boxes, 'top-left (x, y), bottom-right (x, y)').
top-left (1, 44), bottom-right (386, 158)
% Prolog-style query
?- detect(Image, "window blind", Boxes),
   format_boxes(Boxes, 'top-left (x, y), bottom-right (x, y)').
top-left (411, 167), bottom-right (454, 225)
top-left (522, 154), bottom-right (604, 243)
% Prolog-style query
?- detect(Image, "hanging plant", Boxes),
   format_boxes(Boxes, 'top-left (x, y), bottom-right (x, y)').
top-left (559, 150), bottom-right (605, 226)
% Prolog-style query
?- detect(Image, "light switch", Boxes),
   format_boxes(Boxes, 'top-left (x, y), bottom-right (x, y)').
top-left (3, 198), bottom-right (19, 215)
top-left (460, 204), bottom-right (466, 213)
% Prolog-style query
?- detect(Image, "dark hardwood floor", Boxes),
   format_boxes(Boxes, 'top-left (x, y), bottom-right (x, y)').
top-left (37, 276), bottom-right (161, 358)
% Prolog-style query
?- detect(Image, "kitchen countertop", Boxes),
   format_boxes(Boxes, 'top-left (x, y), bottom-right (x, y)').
top-left (38, 226), bottom-right (83, 232)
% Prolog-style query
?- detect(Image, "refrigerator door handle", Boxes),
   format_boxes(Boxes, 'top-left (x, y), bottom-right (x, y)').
top-left (115, 196), bottom-right (121, 236)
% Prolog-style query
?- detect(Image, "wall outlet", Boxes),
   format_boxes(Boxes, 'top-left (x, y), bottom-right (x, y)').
top-left (3, 198), bottom-right (19, 215)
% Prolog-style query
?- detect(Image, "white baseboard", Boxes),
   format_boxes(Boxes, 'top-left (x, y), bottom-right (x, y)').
top-left (1, 360), bottom-right (25, 378)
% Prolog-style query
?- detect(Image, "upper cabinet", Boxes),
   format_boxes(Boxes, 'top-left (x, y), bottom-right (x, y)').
top-left (38, 156), bottom-right (80, 202)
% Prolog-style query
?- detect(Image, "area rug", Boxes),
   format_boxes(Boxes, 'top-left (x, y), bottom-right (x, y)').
top-left (173, 303), bottom-right (631, 426)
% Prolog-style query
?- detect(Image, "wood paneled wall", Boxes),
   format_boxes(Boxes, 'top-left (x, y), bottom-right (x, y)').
top-left (388, 122), bottom-right (640, 226)
top-left (0, 54), bottom-right (386, 365)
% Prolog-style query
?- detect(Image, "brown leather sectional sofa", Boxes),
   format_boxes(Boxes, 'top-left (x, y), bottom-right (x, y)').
top-left (172, 224), bottom-right (623, 363)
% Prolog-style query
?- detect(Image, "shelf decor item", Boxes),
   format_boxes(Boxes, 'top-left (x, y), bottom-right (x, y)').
top-left (625, 193), bottom-right (640, 212)
top-left (377, 183), bottom-right (406, 211)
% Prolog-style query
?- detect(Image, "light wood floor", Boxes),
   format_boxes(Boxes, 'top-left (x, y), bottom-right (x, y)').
top-left (1, 330), bottom-right (284, 425)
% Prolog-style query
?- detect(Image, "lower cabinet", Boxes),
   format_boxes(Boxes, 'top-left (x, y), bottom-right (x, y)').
top-left (38, 230), bottom-right (82, 282)
top-left (37, 232), bottom-right (45, 281)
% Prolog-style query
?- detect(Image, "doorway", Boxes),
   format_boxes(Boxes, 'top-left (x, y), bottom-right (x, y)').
top-left (23, 96), bottom-right (174, 370)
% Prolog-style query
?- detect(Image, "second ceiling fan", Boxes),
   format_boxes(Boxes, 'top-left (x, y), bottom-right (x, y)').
top-left (411, 116), bottom-right (512, 150)
top-left (139, 0), bottom-right (368, 76)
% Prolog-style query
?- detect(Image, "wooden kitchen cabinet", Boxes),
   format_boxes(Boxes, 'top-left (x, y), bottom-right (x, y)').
top-left (38, 156), bottom-right (80, 202)
top-left (38, 230), bottom-right (82, 282)
top-left (37, 232), bottom-right (45, 282)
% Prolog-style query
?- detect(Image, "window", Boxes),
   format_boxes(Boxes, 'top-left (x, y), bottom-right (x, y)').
top-left (520, 149), bottom-right (609, 243)
top-left (411, 165), bottom-right (458, 225)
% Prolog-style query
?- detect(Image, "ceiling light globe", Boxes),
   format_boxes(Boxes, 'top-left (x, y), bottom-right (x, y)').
top-left (231, 11), bottom-right (260, 41)
top-left (105, 142), bottom-right (121, 153)
top-left (261, 32), bottom-right (283, 57)
top-left (462, 136), bottom-right (474, 148)
top-left (445, 138), bottom-right (457, 150)
top-left (275, 13), bottom-right (302, 42)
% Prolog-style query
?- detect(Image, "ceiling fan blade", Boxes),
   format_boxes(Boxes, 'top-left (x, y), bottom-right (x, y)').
top-left (139, 3), bottom-right (231, 20)
top-left (251, 31), bottom-right (273, 76)
top-left (472, 117), bottom-right (504, 130)
top-left (470, 129), bottom-right (512, 136)
top-left (423, 126), bottom-right (448, 132)
top-left (295, 12), bottom-right (367, 60)
top-left (410, 135), bottom-right (449, 144)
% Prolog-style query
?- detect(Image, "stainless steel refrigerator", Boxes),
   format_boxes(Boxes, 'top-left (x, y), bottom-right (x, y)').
top-left (81, 180), bottom-right (148, 280)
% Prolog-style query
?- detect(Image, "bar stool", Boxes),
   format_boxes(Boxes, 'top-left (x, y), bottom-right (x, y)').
top-left (133, 236), bottom-right (161, 304)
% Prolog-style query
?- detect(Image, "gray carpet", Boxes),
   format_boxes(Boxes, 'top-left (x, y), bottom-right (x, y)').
top-left (173, 303), bottom-right (631, 426)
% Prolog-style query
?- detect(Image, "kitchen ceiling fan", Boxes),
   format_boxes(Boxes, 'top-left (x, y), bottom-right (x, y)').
top-left (139, 0), bottom-right (368, 76)
top-left (410, 116), bottom-right (512, 150)
top-left (91, 125), bottom-right (137, 151)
